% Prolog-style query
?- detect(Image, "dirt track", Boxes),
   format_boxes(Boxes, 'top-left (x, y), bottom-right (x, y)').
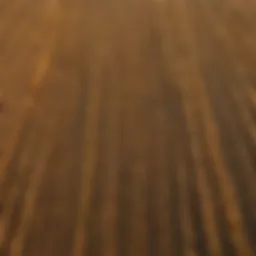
top-left (0, 0), bottom-right (256, 255)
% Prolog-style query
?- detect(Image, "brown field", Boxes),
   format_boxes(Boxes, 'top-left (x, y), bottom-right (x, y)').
top-left (0, 0), bottom-right (256, 255)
